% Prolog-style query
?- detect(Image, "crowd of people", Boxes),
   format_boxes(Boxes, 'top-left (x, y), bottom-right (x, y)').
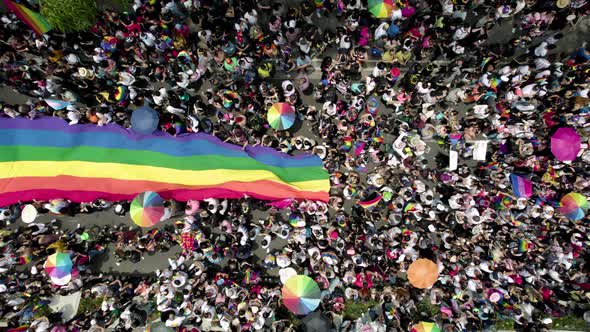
top-left (1, 0), bottom-right (590, 331)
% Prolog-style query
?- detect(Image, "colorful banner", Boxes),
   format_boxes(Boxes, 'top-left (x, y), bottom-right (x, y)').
top-left (0, 118), bottom-right (329, 206)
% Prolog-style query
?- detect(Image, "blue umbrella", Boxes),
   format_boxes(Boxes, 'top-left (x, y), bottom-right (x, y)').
top-left (131, 105), bottom-right (159, 135)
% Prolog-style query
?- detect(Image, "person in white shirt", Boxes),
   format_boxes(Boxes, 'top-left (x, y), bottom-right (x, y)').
top-left (244, 9), bottom-right (258, 25)
top-left (140, 32), bottom-right (156, 47)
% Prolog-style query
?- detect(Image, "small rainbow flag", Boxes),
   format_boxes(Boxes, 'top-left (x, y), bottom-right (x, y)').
top-left (480, 57), bottom-right (493, 71)
top-left (359, 194), bottom-right (382, 209)
top-left (353, 142), bottom-right (366, 156)
top-left (403, 202), bottom-right (416, 213)
top-left (518, 239), bottom-right (531, 253)
top-left (449, 133), bottom-right (462, 145)
top-left (510, 174), bottom-right (533, 198)
top-left (373, 127), bottom-right (384, 143)
top-left (4, 0), bottom-right (51, 36)
top-left (114, 86), bottom-right (129, 102)
top-left (490, 77), bottom-right (501, 90)
top-left (18, 255), bottom-right (32, 265)
top-left (341, 136), bottom-right (353, 151)
top-left (177, 50), bottom-right (192, 62)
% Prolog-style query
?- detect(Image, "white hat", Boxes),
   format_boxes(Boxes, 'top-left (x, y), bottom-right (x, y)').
top-left (556, 0), bottom-right (570, 8)
top-left (65, 54), bottom-right (79, 64)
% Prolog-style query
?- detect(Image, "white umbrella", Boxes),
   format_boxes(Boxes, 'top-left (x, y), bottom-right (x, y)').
top-left (21, 204), bottom-right (37, 224)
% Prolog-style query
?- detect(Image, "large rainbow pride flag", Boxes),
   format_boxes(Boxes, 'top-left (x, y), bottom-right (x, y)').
top-left (0, 118), bottom-right (329, 206)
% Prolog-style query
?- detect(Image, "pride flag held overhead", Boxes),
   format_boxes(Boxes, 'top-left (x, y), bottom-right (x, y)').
top-left (0, 118), bottom-right (330, 206)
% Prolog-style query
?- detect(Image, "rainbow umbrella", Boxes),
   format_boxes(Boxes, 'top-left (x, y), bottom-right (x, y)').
top-left (559, 192), bottom-right (589, 221)
top-left (368, 0), bottom-right (394, 18)
top-left (130, 191), bottom-right (165, 227)
top-left (282, 275), bottom-right (321, 315)
top-left (268, 103), bottom-right (296, 130)
top-left (551, 127), bottom-right (580, 161)
top-left (44, 252), bottom-right (72, 280)
top-left (411, 322), bottom-right (441, 332)
top-left (3, 0), bottom-right (51, 35)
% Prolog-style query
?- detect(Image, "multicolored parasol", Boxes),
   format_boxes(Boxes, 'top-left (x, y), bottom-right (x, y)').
top-left (407, 258), bottom-right (439, 289)
top-left (411, 321), bottom-right (441, 332)
top-left (282, 275), bottom-right (321, 315)
top-left (130, 191), bottom-right (165, 227)
top-left (44, 252), bottom-right (73, 280)
top-left (267, 103), bottom-right (296, 130)
top-left (559, 192), bottom-right (589, 221)
top-left (368, 0), bottom-right (394, 18)
top-left (551, 127), bottom-right (581, 161)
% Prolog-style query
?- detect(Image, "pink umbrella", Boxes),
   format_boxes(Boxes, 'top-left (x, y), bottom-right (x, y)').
top-left (551, 128), bottom-right (580, 161)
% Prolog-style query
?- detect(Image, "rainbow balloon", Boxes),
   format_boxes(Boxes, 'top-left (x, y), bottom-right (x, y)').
top-left (0, 118), bottom-right (329, 206)
top-left (4, 0), bottom-right (52, 36)
top-left (358, 194), bottom-right (383, 209)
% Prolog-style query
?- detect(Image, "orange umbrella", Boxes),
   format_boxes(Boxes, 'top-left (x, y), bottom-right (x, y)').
top-left (407, 259), bottom-right (438, 289)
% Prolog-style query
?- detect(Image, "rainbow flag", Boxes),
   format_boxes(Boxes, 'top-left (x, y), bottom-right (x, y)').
top-left (7, 326), bottom-right (29, 332)
top-left (18, 255), bottom-right (32, 265)
top-left (4, 0), bottom-right (52, 36)
top-left (403, 202), bottom-right (416, 213)
top-left (0, 118), bottom-right (329, 206)
top-left (359, 194), bottom-right (382, 209)
top-left (510, 174), bottom-right (533, 198)
top-left (518, 239), bottom-right (531, 253)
